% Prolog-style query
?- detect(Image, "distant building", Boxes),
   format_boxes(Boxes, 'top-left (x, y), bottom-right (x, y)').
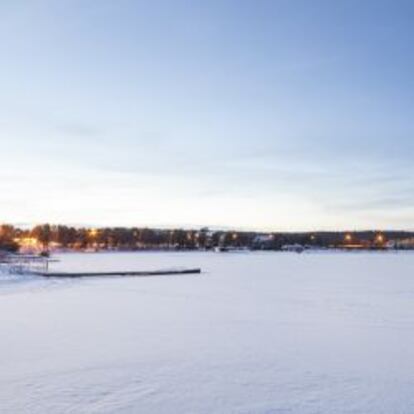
top-left (252, 234), bottom-right (275, 250)
top-left (389, 238), bottom-right (414, 249)
top-left (281, 244), bottom-right (304, 253)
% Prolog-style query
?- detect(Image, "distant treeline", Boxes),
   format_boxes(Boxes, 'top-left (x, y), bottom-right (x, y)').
top-left (1, 224), bottom-right (414, 252)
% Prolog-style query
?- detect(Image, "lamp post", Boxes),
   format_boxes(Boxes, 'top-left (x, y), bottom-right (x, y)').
top-left (375, 233), bottom-right (385, 246)
top-left (88, 229), bottom-right (98, 249)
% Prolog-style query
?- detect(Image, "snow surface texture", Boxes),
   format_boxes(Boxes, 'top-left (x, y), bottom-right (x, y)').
top-left (0, 251), bottom-right (413, 414)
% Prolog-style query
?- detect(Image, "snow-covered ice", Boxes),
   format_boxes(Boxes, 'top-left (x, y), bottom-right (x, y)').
top-left (1, 251), bottom-right (414, 413)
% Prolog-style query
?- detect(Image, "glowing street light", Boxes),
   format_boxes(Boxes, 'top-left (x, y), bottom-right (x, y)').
top-left (89, 229), bottom-right (98, 238)
top-left (344, 233), bottom-right (352, 243)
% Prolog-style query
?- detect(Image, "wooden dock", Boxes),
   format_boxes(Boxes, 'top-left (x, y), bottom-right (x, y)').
top-left (34, 268), bottom-right (201, 278)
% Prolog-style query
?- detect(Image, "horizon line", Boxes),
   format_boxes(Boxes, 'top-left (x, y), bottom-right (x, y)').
top-left (3, 222), bottom-right (414, 234)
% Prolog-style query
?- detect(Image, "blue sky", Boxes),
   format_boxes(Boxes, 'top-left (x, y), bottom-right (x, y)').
top-left (0, 0), bottom-right (413, 230)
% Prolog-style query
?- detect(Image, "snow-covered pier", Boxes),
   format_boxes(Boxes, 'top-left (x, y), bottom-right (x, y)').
top-left (1, 253), bottom-right (201, 277)
top-left (34, 268), bottom-right (201, 277)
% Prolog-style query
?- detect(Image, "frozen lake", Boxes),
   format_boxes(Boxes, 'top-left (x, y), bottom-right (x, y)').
top-left (1, 251), bottom-right (414, 413)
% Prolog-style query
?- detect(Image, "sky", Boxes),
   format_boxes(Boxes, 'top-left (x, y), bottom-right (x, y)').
top-left (0, 0), bottom-right (413, 231)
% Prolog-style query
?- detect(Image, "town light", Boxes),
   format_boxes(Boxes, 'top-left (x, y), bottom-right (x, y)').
top-left (345, 233), bottom-right (352, 242)
top-left (89, 229), bottom-right (98, 237)
top-left (15, 237), bottom-right (39, 248)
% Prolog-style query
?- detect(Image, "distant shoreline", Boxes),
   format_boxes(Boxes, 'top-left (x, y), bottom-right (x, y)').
top-left (2, 224), bottom-right (414, 253)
